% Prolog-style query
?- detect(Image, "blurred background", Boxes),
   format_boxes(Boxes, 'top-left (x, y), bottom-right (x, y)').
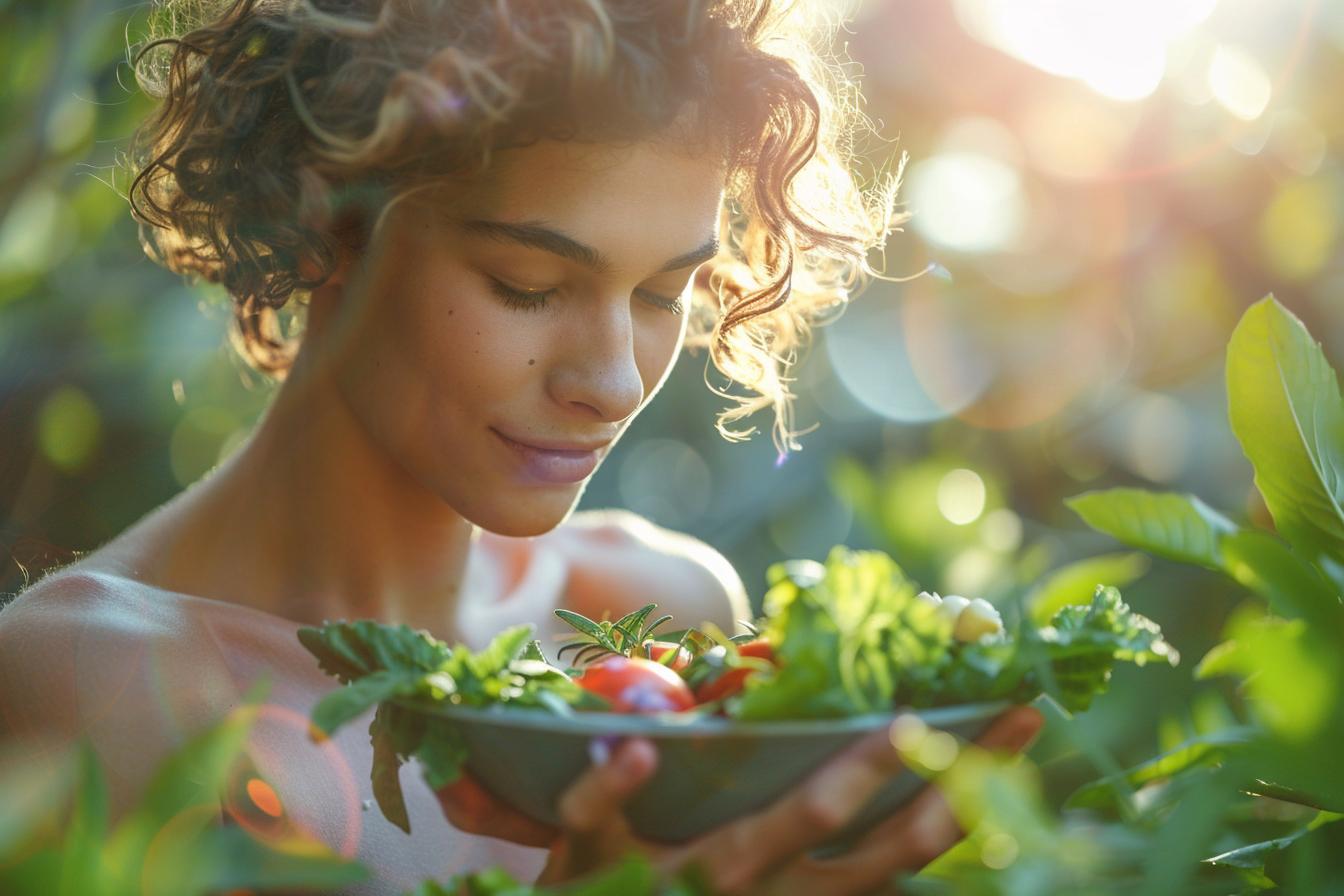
top-left (2, 0), bottom-right (1342, 830)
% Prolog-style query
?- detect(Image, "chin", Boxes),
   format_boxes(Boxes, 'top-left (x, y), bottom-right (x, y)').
top-left (462, 487), bottom-right (583, 538)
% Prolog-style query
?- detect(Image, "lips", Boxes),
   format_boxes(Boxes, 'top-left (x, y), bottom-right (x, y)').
top-left (493, 429), bottom-right (604, 485)
top-left (492, 429), bottom-right (612, 454)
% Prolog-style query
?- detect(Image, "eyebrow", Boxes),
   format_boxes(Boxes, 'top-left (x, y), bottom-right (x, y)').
top-left (462, 219), bottom-right (720, 275)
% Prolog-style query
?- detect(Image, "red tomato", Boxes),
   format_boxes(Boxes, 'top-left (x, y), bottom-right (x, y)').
top-left (694, 640), bottom-right (775, 704)
top-left (641, 640), bottom-right (692, 673)
top-left (576, 656), bottom-right (696, 713)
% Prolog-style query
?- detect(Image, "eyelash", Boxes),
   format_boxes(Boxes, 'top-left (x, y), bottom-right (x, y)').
top-left (487, 278), bottom-right (685, 315)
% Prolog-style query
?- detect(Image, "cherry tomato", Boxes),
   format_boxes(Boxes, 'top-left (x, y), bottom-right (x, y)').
top-left (694, 639), bottom-right (775, 704)
top-left (576, 656), bottom-right (696, 713)
top-left (641, 639), bottom-right (692, 673)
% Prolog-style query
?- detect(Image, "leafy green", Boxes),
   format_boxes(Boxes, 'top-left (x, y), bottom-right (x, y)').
top-left (1027, 552), bottom-right (1151, 625)
top-left (1066, 489), bottom-right (1237, 570)
top-left (1068, 487), bottom-right (1342, 626)
top-left (1227, 295), bottom-right (1344, 592)
top-left (298, 620), bottom-right (601, 833)
top-left (1066, 728), bottom-right (1256, 810)
top-left (553, 603), bottom-right (682, 667)
top-left (732, 548), bottom-right (1175, 719)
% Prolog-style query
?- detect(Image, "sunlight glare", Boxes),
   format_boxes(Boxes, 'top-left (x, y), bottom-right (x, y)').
top-left (907, 152), bottom-right (1025, 253)
top-left (937, 468), bottom-right (987, 525)
top-left (1207, 45), bottom-right (1273, 121)
top-left (955, 0), bottom-right (1219, 102)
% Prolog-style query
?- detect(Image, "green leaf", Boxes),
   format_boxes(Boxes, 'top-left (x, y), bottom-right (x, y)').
top-left (1066, 728), bottom-right (1255, 809)
top-left (370, 703), bottom-right (411, 834)
top-left (553, 609), bottom-right (608, 642)
top-left (189, 823), bottom-right (369, 892)
top-left (297, 621), bottom-right (454, 683)
top-left (1037, 586), bottom-right (1179, 712)
top-left (1070, 487), bottom-right (1342, 624)
top-left (1205, 811), bottom-right (1343, 871)
top-left (1195, 613), bottom-right (1342, 743)
top-left (414, 723), bottom-right (468, 792)
top-left (1219, 529), bottom-right (1342, 625)
top-left (612, 603), bottom-right (658, 640)
top-left (103, 679), bottom-right (273, 889)
top-left (465, 624), bottom-right (535, 678)
top-left (57, 741), bottom-right (109, 896)
top-left (1227, 296), bottom-right (1344, 591)
top-left (1067, 489), bottom-right (1236, 569)
top-left (0, 740), bottom-right (77, 860)
top-left (521, 639), bottom-right (548, 664)
top-left (1027, 552), bottom-right (1152, 625)
top-left (310, 669), bottom-right (429, 735)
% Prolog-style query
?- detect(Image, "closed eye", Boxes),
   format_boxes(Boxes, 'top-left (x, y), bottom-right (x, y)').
top-left (488, 276), bottom-right (685, 315)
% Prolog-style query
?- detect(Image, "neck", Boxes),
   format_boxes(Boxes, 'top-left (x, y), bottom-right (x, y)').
top-left (130, 344), bottom-right (477, 640)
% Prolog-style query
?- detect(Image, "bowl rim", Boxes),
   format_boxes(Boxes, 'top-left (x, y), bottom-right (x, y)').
top-left (390, 698), bottom-right (1015, 738)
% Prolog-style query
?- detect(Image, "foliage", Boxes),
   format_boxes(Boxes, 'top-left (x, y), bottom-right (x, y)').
top-left (298, 620), bottom-right (605, 833)
top-left (0, 680), bottom-right (368, 896)
top-left (735, 549), bottom-right (1173, 717)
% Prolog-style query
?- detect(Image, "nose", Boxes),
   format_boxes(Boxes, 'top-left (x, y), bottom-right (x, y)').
top-left (550, 298), bottom-right (646, 422)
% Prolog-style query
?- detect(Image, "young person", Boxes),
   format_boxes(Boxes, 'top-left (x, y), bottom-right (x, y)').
top-left (0, 1), bottom-right (1042, 892)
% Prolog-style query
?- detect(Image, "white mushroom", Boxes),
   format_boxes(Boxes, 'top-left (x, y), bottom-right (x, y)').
top-left (954, 597), bottom-right (1005, 642)
top-left (936, 594), bottom-right (971, 628)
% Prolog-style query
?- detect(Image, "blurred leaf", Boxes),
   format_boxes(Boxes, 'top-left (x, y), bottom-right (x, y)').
top-left (1195, 613), bottom-right (1342, 749)
top-left (101, 678), bottom-right (272, 890)
top-left (1226, 296), bottom-right (1344, 593)
top-left (1027, 552), bottom-right (1151, 625)
top-left (1066, 728), bottom-right (1255, 810)
top-left (1070, 488), bottom-right (1342, 624)
top-left (1067, 489), bottom-right (1235, 569)
top-left (184, 823), bottom-right (368, 893)
top-left (1205, 811), bottom-right (1342, 875)
top-left (56, 742), bottom-right (109, 896)
top-left (1218, 529), bottom-right (1342, 628)
top-left (0, 742), bottom-right (77, 857)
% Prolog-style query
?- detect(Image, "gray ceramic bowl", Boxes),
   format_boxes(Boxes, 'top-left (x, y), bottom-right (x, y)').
top-left (402, 699), bottom-right (1010, 853)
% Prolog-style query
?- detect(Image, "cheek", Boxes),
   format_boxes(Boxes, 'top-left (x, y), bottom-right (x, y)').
top-left (635, 313), bottom-right (688, 396)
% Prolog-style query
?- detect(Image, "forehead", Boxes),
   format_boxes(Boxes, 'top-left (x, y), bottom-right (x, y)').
top-left (444, 140), bottom-right (726, 269)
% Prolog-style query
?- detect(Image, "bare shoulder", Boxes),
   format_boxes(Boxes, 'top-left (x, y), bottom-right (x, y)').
top-left (552, 509), bottom-right (752, 633)
top-left (0, 567), bottom-right (311, 815)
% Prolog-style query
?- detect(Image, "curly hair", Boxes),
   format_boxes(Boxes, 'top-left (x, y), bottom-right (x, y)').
top-left (127, 0), bottom-right (903, 456)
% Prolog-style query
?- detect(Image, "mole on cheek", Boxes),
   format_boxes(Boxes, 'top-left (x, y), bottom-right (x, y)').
top-left (528, 359), bottom-right (535, 366)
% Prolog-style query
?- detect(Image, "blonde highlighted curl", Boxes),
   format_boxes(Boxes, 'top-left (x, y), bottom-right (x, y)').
top-left (128, 0), bottom-right (904, 455)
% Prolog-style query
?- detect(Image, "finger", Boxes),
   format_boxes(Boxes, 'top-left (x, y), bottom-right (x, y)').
top-left (973, 705), bottom-right (1044, 754)
top-left (785, 705), bottom-right (1048, 892)
top-left (535, 738), bottom-right (659, 886)
top-left (555, 736), bottom-right (657, 835)
top-left (668, 718), bottom-right (915, 893)
top-left (435, 773), bottom-right (557, 847)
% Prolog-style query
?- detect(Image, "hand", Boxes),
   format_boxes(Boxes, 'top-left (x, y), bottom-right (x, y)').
top-left (435, 706), bottom-right (1044, 894)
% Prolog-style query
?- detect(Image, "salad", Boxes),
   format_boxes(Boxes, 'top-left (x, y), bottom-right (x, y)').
top-left (298, 546), bottom-right (1177, 834)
